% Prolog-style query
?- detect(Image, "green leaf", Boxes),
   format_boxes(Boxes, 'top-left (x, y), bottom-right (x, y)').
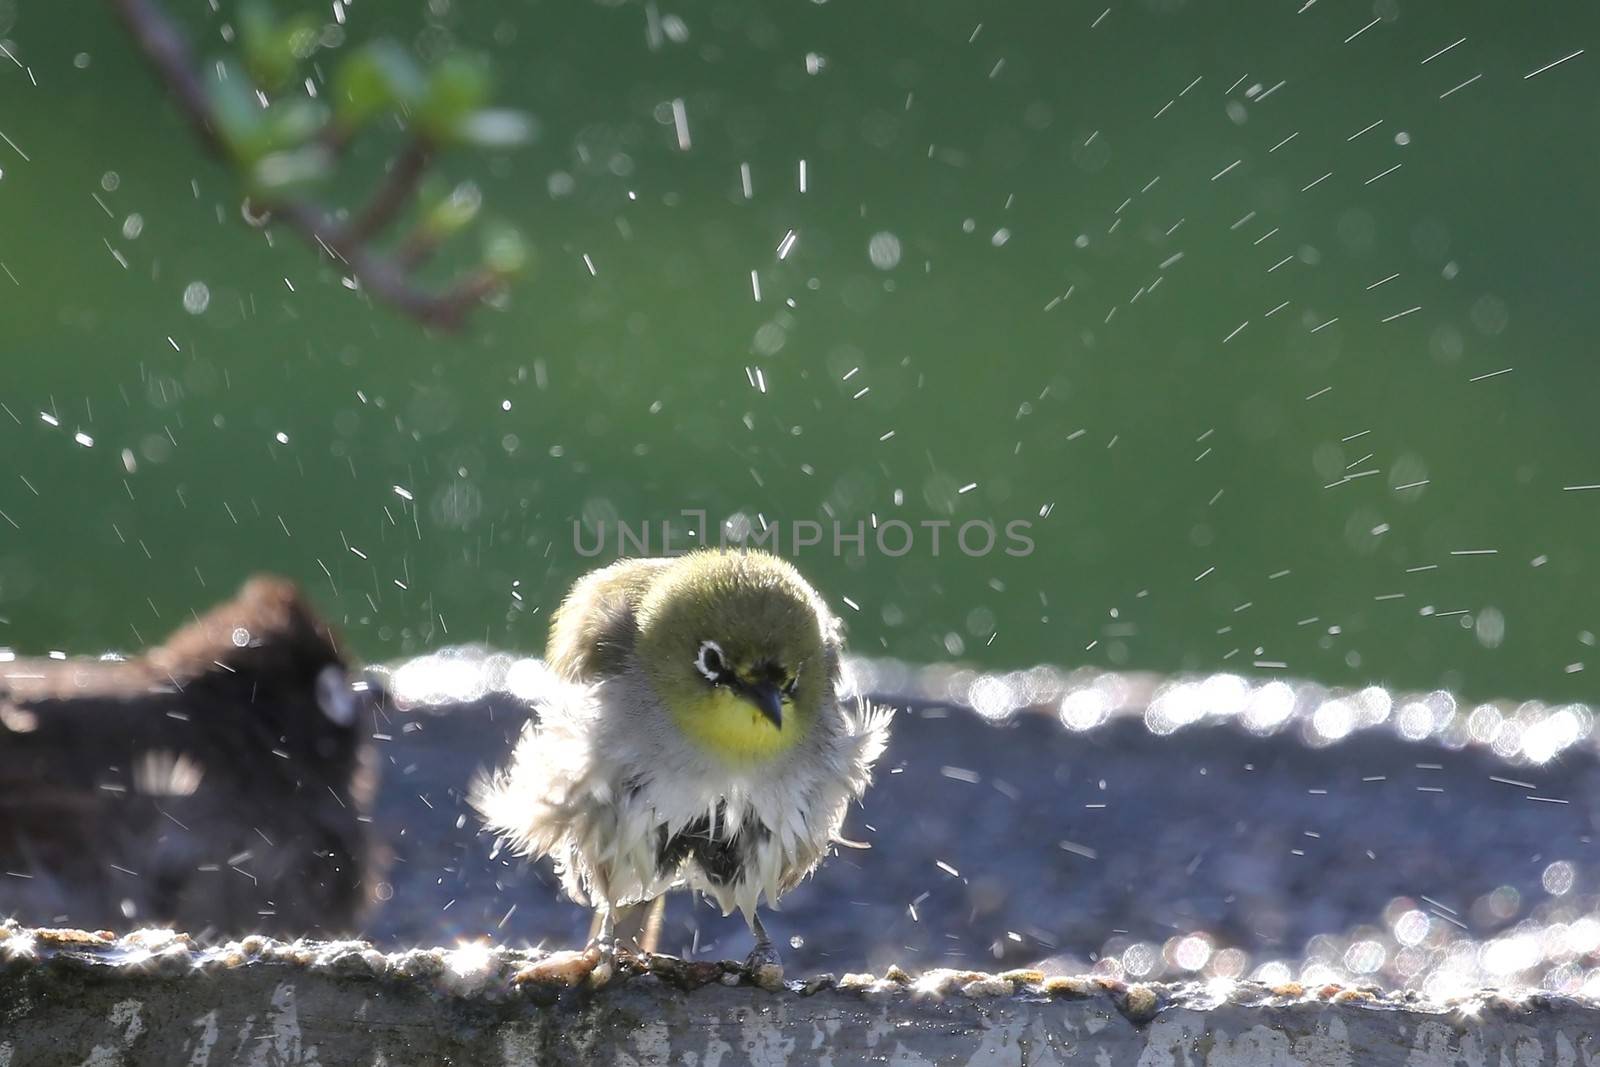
top-left (239, 2), bottom-right (321, 91)
top-left (418, 53), bottom-right (492, 141)
top-left (332, 42), bottom-right (424, 129)
top-left (481, 224), bottom-right (529, 276)
top-left (455, 109), bottom-right (535, 149)
top-left (280, 15), bottom-right (324, 60)
top-left (250, 145), bottom-right (334, 193)
top-left (262, 98), bottom-right (330, 150)
top-left (424, 182), bottom-right (483, 239)
top-left (206, 60), bottom-right (269, 161)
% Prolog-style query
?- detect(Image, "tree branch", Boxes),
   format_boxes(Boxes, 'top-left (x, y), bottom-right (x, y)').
top-left (339, 139), bottom-right (433, 248)
top-left (273, 201), bottom-right (488, 330)
top-left (107, 0), bottom-right (227, 155)
top-left (105, 0), bottom-right (508, 331)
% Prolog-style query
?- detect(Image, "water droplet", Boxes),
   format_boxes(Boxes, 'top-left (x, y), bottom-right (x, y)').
top-left (182, 281), bottom-right (211, 315)
top-left (1543, 861), bottom-right (1576, 896)
top-left (868, 232), bottom-right (901, 270)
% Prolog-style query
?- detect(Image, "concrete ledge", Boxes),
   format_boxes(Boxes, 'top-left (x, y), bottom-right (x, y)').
top-left (2, 926), bottom-right (1598, 1065)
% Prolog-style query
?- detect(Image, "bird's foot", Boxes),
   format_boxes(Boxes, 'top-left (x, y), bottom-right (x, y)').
top-left (586, 932), bottom-right (619, 987)
top-left (743, 941), bottom-right (785, 991)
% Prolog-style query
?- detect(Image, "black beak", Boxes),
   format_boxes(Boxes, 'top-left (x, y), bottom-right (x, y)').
top-left (744, 680), bottom-right (785, 730)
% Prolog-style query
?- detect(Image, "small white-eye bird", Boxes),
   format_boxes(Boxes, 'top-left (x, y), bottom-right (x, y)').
top-left (472, 549), bottom-right (891, 981)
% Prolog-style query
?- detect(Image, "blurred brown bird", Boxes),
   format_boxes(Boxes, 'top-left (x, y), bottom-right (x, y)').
top-left (0, 576), bottom-right (379, 938)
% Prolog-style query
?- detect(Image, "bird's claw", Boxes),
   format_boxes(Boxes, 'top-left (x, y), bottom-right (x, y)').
top-left (586, 934), bottom-right (618, 987)
top-left (744, 943), bottom-right (785, 991)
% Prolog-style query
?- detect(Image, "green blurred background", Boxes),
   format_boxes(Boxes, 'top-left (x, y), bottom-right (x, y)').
top-left (0, 0), bottom-right (1596, 703)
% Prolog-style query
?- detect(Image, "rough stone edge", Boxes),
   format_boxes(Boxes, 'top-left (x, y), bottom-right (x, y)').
top-left (4, 924), bottom-right (1600, 1065)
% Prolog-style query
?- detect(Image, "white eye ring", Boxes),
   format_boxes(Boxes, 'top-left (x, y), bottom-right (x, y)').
top-left (695, 640), bottom-right (726, 683)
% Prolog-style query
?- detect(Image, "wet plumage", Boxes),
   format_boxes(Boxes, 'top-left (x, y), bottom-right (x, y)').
top-left (471, 550), bottom-right (890, 977)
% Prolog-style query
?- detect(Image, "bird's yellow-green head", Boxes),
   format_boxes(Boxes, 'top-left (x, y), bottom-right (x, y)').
top-left (635, 550), bottom-right (834, 766)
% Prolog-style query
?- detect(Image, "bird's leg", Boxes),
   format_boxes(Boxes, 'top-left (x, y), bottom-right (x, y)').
top-left (586, 901), bottom-right (618, 986)
top-left (639, 895), bottom-right (666, 955)
top-left (743, 911), bottom-right (784, 989)
top-left (603, 900), bottom-right (663, 957)
top-left (596, 903), bottom-right (616, 953)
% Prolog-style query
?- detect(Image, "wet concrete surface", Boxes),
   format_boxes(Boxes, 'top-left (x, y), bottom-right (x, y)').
top-left (7, 923), bottom-right (1600, 1066)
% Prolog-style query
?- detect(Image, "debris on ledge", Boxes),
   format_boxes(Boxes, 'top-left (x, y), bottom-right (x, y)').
top-left (3, 924), bottom-right (1599, 1066)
